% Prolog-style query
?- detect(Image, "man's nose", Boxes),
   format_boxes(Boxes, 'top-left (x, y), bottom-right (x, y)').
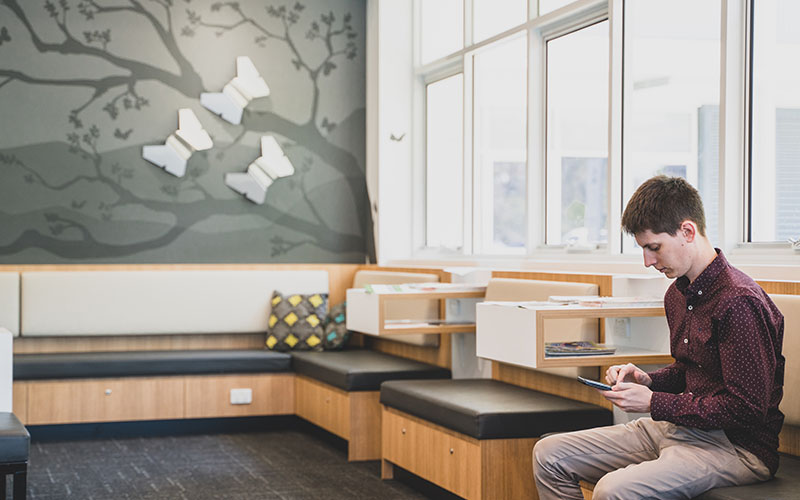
top-left (643, 251), bottom-right (656, 268)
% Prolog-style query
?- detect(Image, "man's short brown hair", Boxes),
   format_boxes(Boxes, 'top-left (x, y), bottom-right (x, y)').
top-left (621, 175), bottom-right (707, 236)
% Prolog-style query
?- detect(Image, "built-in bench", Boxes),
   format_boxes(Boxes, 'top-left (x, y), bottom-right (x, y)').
top-left (0, 412), bottom-right (28, 500)
top-left (292, 350), bottom-right (450, 461)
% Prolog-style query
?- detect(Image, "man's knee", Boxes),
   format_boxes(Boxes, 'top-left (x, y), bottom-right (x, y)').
top-left (592, 470), bottom-right (636, 500)
top-left (533, 434), bottom-right (568, 473)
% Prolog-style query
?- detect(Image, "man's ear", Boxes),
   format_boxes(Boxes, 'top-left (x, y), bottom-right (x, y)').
top-left (679, 220), bottom-right (697, 243)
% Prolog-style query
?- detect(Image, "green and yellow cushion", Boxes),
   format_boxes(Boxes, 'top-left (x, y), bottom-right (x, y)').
top-left (266, 291), bottom-right (328, 352)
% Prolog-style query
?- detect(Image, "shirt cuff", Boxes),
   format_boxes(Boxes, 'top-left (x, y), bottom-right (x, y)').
top-left (649, 391), bottom-right (677, 421)
top-left (648, 370), bottom-right (669, 393)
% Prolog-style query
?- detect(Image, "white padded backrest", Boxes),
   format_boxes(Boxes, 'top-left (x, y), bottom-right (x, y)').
top-left (772, 294), bottom-right (800, 426)
top-left (0, 273), bottom-right (20, 336)
top-left (485, 278), bottom-right (600, 379)
top-left (0, 328), bottom-right (11, 412)
top-left (352, 270), bottom-right (440, 347)
top-left (21, 270), bottom-right (328, 336)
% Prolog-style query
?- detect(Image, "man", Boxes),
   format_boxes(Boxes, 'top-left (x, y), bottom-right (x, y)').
top-left (533, 176), bottom-right (785, 499)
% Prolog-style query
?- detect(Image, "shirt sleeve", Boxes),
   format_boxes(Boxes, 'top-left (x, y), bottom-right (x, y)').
top-left (648, 362), bottom-right (687, 394)
top-left (650, 295), bottom-right (777, 430)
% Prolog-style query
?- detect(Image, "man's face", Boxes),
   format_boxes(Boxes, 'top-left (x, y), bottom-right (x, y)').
top-left (634, 229), bottom-right (691, 279)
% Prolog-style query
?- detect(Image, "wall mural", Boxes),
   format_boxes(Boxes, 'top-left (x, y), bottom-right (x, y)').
top-left (0, 0), bottom-right (371, 264)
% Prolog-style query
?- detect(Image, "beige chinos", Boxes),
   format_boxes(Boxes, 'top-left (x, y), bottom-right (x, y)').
top-left (533, 418), bottom-right (770, 500)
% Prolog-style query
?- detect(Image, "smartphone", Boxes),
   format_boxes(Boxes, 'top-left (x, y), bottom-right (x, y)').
top-left (577, 376), bottom-right (613, 391)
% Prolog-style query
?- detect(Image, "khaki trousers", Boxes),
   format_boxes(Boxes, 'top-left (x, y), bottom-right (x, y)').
top-left (533, 418), bottom-right (770, 500)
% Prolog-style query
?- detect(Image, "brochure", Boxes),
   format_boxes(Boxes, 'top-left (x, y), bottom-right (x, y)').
top-left (545, 341), bottom-right (616, 357)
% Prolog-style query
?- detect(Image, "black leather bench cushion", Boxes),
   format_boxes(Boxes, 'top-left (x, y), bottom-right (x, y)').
top-left (381, 379), bottom-right (613, 440)
top-left (13, 350), bottom-right (291, 380)
top-left (291, 350), bottom-right (451, 391)
top-left (694, 453), bottom-right (800, 500)
top-left (0, 413), bottom-right (29, 463)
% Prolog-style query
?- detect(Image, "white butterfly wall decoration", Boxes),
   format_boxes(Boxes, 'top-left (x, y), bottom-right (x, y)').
top-left (224, 136), bottom-right (295, 205)
top-left (200, 56), bottom-right (270, 125)
top-left (141, 109), bottom-right (213, 178)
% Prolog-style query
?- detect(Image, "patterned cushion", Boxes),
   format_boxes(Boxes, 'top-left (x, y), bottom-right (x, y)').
top-left (322, 302), bottom-right (351, 350)
top-left (266, 292), bottom-right (328, 352)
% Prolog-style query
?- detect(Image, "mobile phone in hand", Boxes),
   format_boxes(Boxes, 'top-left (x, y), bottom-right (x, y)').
top-left (577, 376), bottom-right (613, 391)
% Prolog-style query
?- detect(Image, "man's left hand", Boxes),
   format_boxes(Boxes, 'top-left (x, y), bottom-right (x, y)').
top-left (601, 382), bottom-right (652, 413)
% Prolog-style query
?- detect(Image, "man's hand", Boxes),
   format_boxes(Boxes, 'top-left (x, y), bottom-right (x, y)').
top-left (601, 382), bottom-right (653, 413)
top-left (606, 363), bottom-right (652, 387)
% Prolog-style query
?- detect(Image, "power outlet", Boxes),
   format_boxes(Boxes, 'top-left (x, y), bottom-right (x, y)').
top-left (613, 318), bottom-right (631, 339)
top-left (230, 388), bottom-right (253, 405)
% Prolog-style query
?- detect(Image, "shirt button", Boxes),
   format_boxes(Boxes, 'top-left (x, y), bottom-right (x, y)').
top-left (684, 338), bottom-right (688, 344)
top-left (698, 290), bottom-right (703, 295)
top-left (688, 305), bottom-right (693, 311)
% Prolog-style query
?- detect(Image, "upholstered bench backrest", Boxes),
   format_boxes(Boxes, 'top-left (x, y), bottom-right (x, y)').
top-left (351, 270), bottom-right (440, 347)
top-left (484, 278), bottom-right (600, 379)
top-left (772, 294), bottom-right (800, 427)
top-left (0, 273), bottom-right (19, 336)
top-left (0, 328), bottom-right (11, 412)
top-left (20, 270), bottom-right (328, 336)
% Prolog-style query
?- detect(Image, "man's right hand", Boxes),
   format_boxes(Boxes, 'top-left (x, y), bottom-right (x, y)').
top-left (606, 363), bottom-right (652, 387)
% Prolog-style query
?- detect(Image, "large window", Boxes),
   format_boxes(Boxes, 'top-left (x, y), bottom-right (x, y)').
top-left (426, 75), bottom-right (465, 249)
top-left (622, 0), bottom-right (721, 250)
top-left (473, 0), bottom-right (527, 43)
top-left (545, 20), bottom-right (609, 247)
top-left (749, 0), bottom-right (800, 242)
top-left (420, 0), bottom-right (464, 65)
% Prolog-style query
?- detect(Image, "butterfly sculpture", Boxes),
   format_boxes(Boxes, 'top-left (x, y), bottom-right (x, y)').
top-left (200, 56), bottom-right (270, 125)
top-left (141, 109), bottom-right (213, 177)
top-left (224, 136), bottom-right (294, 205)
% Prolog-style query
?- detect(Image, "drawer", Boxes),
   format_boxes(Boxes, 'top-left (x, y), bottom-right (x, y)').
top-left (185, 373), bottom-right (294, 418)
top-left (26, 377), bottom-right (184, 425)
top-left (382, 407), bottom-right (480, 499)
top-left (295, 376), bottom-right (350, 439)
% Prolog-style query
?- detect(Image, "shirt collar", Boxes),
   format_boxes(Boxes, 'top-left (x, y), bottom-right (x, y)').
top-left (675, 248), bottom-right (727, 299)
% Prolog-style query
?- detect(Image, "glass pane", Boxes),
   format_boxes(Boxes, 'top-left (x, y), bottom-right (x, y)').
top-left (539, 0), bottom-right (577, 16)
top-left (750, 0), bottom-right (800, 242)
top-left (473, 35), bottom-right (527, 254)
top-left (426, 74), bottom-right (464, 249)
top-left (420, 0), bottom-right (464, 64)
top-left (473, 0), bottom-right (527, 43)
top-left (622, 0), bottom-right (721, 250)
top-left (546, 20), bottom-right (609, 246)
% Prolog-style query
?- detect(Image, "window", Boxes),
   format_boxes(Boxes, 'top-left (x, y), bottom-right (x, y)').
top-left (473, 0), bottom-right (527, 43)
top-left (622, 0), bottom-right (721, 250)
top-left (426, 74), bottom-right (465, 249)
top-left (545, 20), bottom-right (609, 247)
top-left (420, 0), bottom-right (464, 64)
top-left (749, 0), bottom-right (800, 242)
top-left (472, 35), bottom-right (528, 254)
top-left (539, 0), bottom-right (578, 16)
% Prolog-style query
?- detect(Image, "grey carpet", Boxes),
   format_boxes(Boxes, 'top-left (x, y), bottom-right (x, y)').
top-left (9, 428), bottom-right (457, 500)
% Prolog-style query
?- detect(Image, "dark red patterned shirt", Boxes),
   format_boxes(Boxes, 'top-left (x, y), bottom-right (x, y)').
top-left (649, 250), bottom-right (785, 475)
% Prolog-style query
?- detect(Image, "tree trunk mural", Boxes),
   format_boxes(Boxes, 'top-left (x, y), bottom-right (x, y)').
top-left (0, 0), bottom-right (371, 263)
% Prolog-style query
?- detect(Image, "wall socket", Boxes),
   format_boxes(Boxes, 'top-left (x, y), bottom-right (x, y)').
top-left (613, 318), bottom-right (631, 339)
top-left (230, 388), bottom-right (253, 405)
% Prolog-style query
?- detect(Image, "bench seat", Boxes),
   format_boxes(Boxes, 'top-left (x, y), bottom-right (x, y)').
top-left (381, 379), bottom-right (613, 440)
top-left (0, 412), bottom-right (29, 499)
top-left (14, 350), bottom-right (291, 380)
top-left (291, 350), bottom-right (451, 391)
top-left (694, 454), bottom-right (800, 500)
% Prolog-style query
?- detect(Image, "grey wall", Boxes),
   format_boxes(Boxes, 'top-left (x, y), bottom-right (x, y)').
top-left (0, 0), bottom-right (371, 263)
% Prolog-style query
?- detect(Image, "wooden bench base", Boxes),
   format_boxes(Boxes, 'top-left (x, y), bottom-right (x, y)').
top-left (294, 375), bottom-right (381, 461)
top-left (381, 406), bottom-right (539, 500)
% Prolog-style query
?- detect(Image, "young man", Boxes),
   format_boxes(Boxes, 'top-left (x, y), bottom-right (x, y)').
top-left (533, 176), bottom-right (785, 499)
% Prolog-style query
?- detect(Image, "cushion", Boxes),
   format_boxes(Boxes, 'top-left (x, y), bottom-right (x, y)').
top-left (0, 412), bottom-right (29, 463)
top-left (13, 350), bottom-right (292, 380)
top-left (694, 453), bottom-right (800, 499)
top-left (380, 378), bottom-right (613, 439)
top-left (323, 302), bottom-right (351, 350)
top-left (291, 350), bottom-right (451, 391)
top-left (266, 291), bottom-right (327, 352)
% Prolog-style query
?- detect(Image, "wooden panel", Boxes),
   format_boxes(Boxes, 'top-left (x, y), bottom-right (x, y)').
top-left (493, 362), bottom-right (612, 410)
top-left (580, 480), bottom-right (595, 500)
top-left (491, 271), bottom-right (613, 297)
top-left (779, 424), bottom-right (800, 456)
top-left (382, 407), bottom-right (481, 499)
top-left (26, 377), bottom-right (184, 425)
top-left (294, 375), bottom-right (350, 439)
top-left (13, 333), bottom-right (266, 354)
top-left (481, 437), bottom-right (540, 500)
top-left (184, 374), bottom-right (294, 418)
top-left (12, 382), bottom-right (28, 424)
top-left (348, 391), bottom-right (382, 461)
top-left (757, 281), bottom-right (800, 296)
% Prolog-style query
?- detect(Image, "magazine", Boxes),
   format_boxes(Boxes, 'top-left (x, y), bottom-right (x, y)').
top-left (545, 341), bottom-right (616, 357)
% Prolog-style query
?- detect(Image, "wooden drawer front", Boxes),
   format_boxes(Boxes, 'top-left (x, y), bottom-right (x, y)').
top-left (12, 382), bottom-right (28, 424)
top-left (382, 408), bottom-right (480, 499)
top-left (26, 377), bottom-right (184, 425)
top-left (295, 376), bottom-right (350, 439)
top-left (185, 374), bottom-right (294, 418)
